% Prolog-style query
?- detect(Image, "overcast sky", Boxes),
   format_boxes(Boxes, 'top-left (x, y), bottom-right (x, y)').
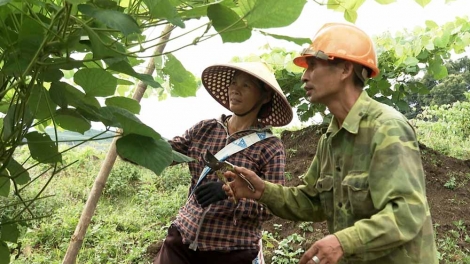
top-left (133, 0), bottom-right (470, 139)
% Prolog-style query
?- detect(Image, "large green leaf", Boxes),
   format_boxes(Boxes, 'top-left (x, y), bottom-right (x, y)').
top-left (28, 85), bottom-right (57, 120)
top-left (172, 150), bottom-right (194, 163)
top-left (0, 176), bottom-right (10, 197)
top-left (49, 81), bottom-right (101, 110)
top-left (78, 4), bottom-right (140, 36)
top-left (344, 9), bottom-right (358, 23)
top-left (54, 108), bottom-right (91, 134)
top-left (162, 54), bottom-right (198, 97)
top-left (0, 223), bottom-right (19, 243)
top-left (104, 106), bottom-right (161, 140)
top-left (207, 4), bottom-right (251, 43)
top-left (2, 104), bottom-right (33, 142)
top-left (105, 96), bottom-right (141, 114)
top-left (414, 0), bottom-right (431, 8)
top-left (375, 0), bottom-right (396, 4)
top-left (116, 134), bottom-right (172, 175)
top-left (239, 0), bottom-right (306, 29)
top-left (74, 68), bottom-right (117, 97)
top-left (81, 26), bottom-right (118, 59)
top-left (143, 0), bottom-right (184, 28)
top-left (6, 158), bottom-right (30, 185)
top-left (0, 0), bottom-right (12, 6)
top-left (39, 68), bottom-right (64, 82)
top-left (107, 61), bottom-right (161, 88)
top-left (0, 241), bottom-right (9, 264)
top-left (25, 132), bottom-right (62, 163)
top-left (258, 31), bottom-right (310, 46)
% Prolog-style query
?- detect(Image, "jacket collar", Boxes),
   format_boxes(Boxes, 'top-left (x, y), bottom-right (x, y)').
top-left (326, 90), bottom-right (372, 136)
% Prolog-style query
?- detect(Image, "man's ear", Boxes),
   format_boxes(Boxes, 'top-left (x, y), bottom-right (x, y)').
top-left (341, 61), bottom-right (355, 81)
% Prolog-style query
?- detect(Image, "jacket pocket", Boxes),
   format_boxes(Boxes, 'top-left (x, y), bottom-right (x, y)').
top-left (341, 172), bottom-right (378, 219)
top-left (316, 175), bottom-right (334, 219)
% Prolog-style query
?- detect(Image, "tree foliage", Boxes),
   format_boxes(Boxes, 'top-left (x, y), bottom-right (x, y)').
top-left (0, 0), bottom-right (466, 261)
top-left (404, 56), bottom-right (470, 118)
top-left (0, 0), bottom-right (312, 260)
top-left (236, 15), bottom-right (470, 123)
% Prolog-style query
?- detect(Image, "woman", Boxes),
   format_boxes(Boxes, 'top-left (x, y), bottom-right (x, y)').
top-left (154, 62), bottom-right (293, 264)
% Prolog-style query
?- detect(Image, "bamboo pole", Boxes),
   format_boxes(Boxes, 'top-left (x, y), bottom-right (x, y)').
top-left (62, 24), bottom-right (174, 264)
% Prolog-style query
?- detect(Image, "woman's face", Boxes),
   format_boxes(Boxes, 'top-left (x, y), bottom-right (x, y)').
top-left (228, 72), bottom-right (267, 115)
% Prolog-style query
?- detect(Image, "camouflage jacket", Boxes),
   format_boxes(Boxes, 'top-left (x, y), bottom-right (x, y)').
top-left (259, 91), bottom-right (438, 263)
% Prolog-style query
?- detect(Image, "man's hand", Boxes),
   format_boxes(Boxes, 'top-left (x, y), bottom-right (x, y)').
top-left (299, 235), bottom-right (344, 264)
top-left (195, 181), bottom-right (227, 207)
top-left (223, 166), bottom-right (265, 201)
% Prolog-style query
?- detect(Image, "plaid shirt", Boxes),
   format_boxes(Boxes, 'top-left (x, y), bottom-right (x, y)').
top-left (169, 115), bottom-right (286, 251)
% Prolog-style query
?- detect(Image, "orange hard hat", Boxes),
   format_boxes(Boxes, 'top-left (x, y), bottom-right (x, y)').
top-left (293, 23), bottom-right (380, 78)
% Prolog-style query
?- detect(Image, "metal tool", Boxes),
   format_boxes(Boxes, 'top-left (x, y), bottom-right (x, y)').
top-left (202, 150), bottom-right (256, 193)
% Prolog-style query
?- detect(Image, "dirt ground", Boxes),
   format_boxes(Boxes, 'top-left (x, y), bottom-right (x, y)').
top-left (260, 125), bottom-right (470, 262)
top-left (147, 125), bottom-right (470, 262)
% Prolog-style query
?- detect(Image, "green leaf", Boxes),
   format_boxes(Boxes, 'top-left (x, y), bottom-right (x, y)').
top-left (50, 82), bottom-right (101, 110)
top-left (162, 54), bottom-right (198, 97)
top-left (81, 25), bottom-right (124, 59)
top-left (107, 61), bottom-right (161, 88)
top-left (28, 85), bottom-right (57, 120)
top-left (0, 0), bottom-right (12, 6)
top-left (432, 65), bottom-right (448, 80)
top-left (344, 9), bottom-right (358, 23)
top-left (105, 106), bottom-right (161, 140)
top-left (259, 31), bottom-right (311, 46)
top-left (78, 4), bottom-right (140, 36)
top-left (172, 150), bottom-right (194, 163)
top-left (74, 68), bottom-right (117, 97)
top-left (0, 176), bottom-right (10, 197)
top-left (207, 4), bottom-right (252, 43)
top-left (117, 79), bottom-right (134, 86)
top-left (396, 100), bottom-right (410, 112)
top-left (105, 96), bottom-right (141, 114)
top-left (116, 134), bottom-right (172, 175)
top-left (0, 241), bottom-right (9, 264)
top-left (1, 223), bottom-right (19, 243)
top-left (143, 0), bottom-right (184, 28)
top-left (404, 57), bottom-right (419, 66)
top-left (425, 20), bottom-right (439, 29)
top-left (433, 31), bottom-right (450, 48)
top-left (414, 0), bottom-right (431, 8)
top-left (39, 68), bottom-right (64, 82)
top-left (6, 158), bottom-right (30, 185)
top-left (55, 108), bottom-right (91, 134)
top-left (239, 0), bottom-right (306, 28)
top-left (66, 0), bottom-right (87, 4)
top-left (375, 0), bottom-right (396, 4)
top-left (25, 132), bottom-right (62, 163)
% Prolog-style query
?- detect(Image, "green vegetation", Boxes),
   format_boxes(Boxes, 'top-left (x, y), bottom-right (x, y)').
top-left (5, 106), bottom-right (470, 263)
top-left (6, 146), bottom-right (190, 264)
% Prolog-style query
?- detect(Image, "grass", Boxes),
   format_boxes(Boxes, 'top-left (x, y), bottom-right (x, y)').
top-left (9, 146), bottom-right (190, 264)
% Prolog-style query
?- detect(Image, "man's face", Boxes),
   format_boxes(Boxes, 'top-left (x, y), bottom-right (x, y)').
top-left (301, 57), bottom-right (343, 104)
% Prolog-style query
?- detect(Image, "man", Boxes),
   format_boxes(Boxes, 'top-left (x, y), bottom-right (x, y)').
top-left (223, 23), bottom-right (438, 264)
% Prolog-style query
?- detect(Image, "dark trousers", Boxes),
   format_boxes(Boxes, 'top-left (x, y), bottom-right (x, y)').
top-left (153, 225), bottom-right (258, 264)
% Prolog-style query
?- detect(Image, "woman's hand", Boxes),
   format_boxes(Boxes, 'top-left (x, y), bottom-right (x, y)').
top-left (223, 166), bottom-right (266, 201)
